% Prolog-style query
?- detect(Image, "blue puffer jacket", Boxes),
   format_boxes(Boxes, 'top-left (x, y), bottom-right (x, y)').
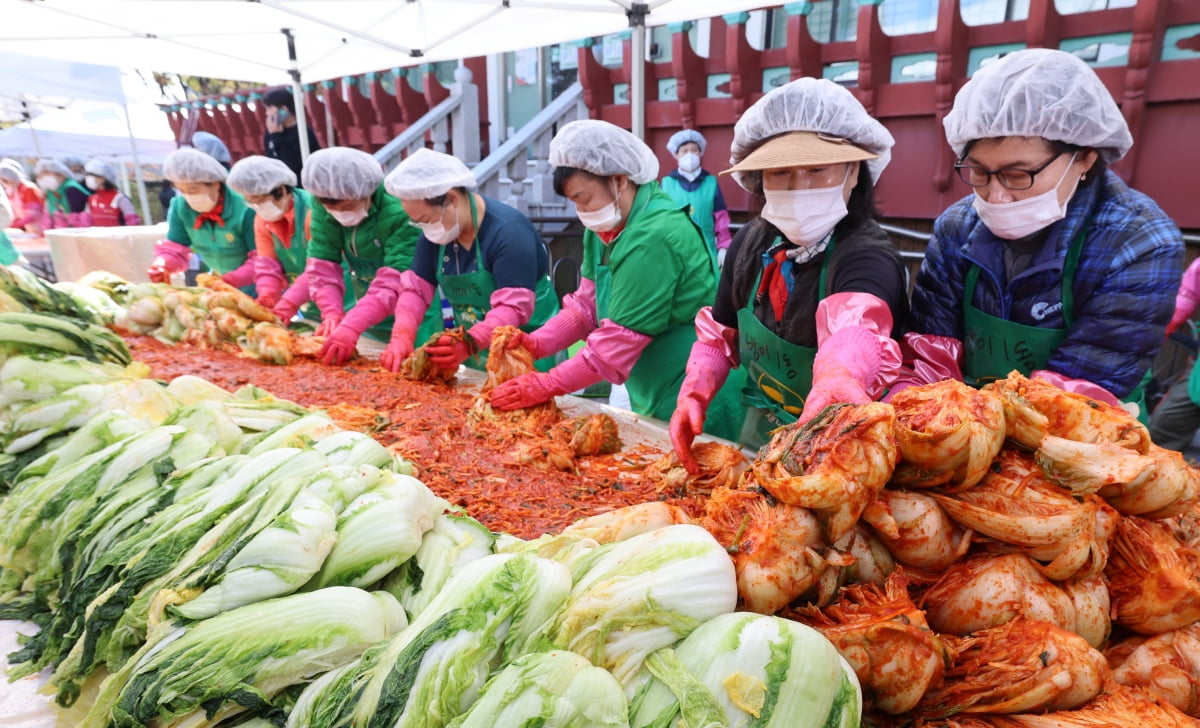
top-left (910, 169), bottom-right (1184, 398)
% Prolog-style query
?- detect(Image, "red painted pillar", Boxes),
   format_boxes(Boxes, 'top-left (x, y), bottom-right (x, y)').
top-left (671, 22), bottom-right (705, 129)
top-left (1116, 0), bottom-right (1170, 184)
top-left (854, 1), bottom-right (890, 116)
top-left (724, 12), bottom-right (762, 116)
top-left (932, 0), bottom-right (969, 192)
top-left (786, 6), bottom-right (824, 81)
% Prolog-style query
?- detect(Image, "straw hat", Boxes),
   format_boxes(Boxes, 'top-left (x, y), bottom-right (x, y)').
top-left (722, 131), bottom-right (877, 176)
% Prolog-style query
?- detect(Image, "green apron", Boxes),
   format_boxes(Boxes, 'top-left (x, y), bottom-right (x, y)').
top-left (175, 189), bottom-right (255, 276)
top-left (962, 225), bottom-right (1149, 422)
top-left (0, 230), bottom-right (17, 266)
top-left (592, 190), bottom-right (700, 422)
top-left (435, 194), bottom-right (559, 370)
top-left (735, 237), bottom-right (835, 449)
top-left (43, 178), bottom-right (89, 218)
top-left (661, 174), bottom-right (717, 252)
top-left (271, 191), bottom-right (352, 324)
top-left (343, 221), bottom-right (442, 344)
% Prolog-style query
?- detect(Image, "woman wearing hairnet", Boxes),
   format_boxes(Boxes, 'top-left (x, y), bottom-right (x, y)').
top-left (0, 161), bottom-right (45, 234)
top-left (82, 159), bottom-right (140, 227)
top-left (669, 78), bottom-right (909, 464)
top-left (147, 148), bottom-right (257, 287)
top-left (380, 148), bottom-right (559, 374)
top-left (35, 159), bottom-right (89, 229)
top-left (227, 155), bottom-right (325, 314)
top-left (488, 119), bottom-right (737, 426)
top-left (902, 49), bottom-right (1183, 417)
top-left (661, 129), bottom-right (732, 263)
top-left (302, 147), bottom-right (434, 366)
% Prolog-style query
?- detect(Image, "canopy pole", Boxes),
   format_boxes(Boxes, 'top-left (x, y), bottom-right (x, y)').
top-left (627, 2), bottom-right (648, 140)
top-left (22, 101), bottom-right (43, 158)
top-left (121, 99), bottom-right (153, 224)
top-left (282, 28), bottom-right (311, 164)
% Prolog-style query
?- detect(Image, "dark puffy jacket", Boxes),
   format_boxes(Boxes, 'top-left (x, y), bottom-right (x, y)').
top-left (910, 169), bottom-right (1183, 398)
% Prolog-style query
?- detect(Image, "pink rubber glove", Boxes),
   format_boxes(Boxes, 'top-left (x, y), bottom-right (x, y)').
top-left (391, 269), bottom-right (437, 342)
top-left (319, 325), bottom-right (359, 366)
top-left (489, 354), bottom-right (604, 411)
top-left (427, 335), bottom-right (473, 370)
top-left (467, 287), bottom-right (536, 351)
top-left (1030, 369), bottom-right (1121, 406)
top-left (886, 333), bottom-right (965, 400)
top-left (714, 209), bottom-right (733, 251)
top-left (150, 239), bottom-right (192, 280)
top-left (318, 267), bottom-right (403, 366)
top-left (380, 338), bottom-right (414, 373)
top-left (272, 272), bottom-right (312, 322)
top-left (221, 251), bottom-right (258, 289)
top-left (670, 338), bottom-right (736, 475)
top-left (307, 258), bottom-right (348, 327)
top-left (527, 279), bottom-right (599, 358)
top-left (813, 292), bottom-right (901, 399)
top-left (66, 210), bottom-right (86, 228)
top-left (577, 321), bottom-right (652, 384)
top-left (799, 326), bottom-right (882, 424)
top-left (254, 255), bottom-right (288, 307)
top-left (1167, 258), bottom-right (1200, 335)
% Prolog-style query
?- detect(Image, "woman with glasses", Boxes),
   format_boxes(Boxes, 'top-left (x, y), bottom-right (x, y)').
top-left (668, 77), bottom-right (908, 462)
top-left (379, 149), bottom-right (559, 374)
top-left (902, 49), bottom-right (1183, 418)
top-left (302, 147), bottom-right (439, 366)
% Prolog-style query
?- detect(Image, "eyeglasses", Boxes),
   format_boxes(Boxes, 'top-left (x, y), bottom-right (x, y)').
top-left (954, 151), bottom-right (1065, 191)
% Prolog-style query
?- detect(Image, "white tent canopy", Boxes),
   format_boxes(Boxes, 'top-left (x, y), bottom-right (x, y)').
top-left (1, 0), bottom-right (770, 83)
top-left (0, 104), bottom-right (176, 163)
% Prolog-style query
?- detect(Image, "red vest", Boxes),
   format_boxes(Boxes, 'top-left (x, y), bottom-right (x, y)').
top-left (87, 188), bottom-right (128, 227)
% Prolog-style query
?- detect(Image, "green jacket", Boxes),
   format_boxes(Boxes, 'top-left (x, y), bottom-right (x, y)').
top-left (306, 184), bottom-right (420, 283)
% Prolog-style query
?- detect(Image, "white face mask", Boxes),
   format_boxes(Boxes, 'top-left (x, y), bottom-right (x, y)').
top-left (414, 202), bottom-right (461, 245)
top-left (250, 200), bottom-right (285, 222)
top-left (678, 152), bottom-right (700, 174)
top-left (761, 169), bottom-right (850, 246)
top-left (84, 175), bottom-right (102, 191)
top-left (576, 181), bottom-right (623, 233)
top-left (329, 207), bottom-right (368, 227)
top-left (182, 191), bottom-right (218, 213)
top-left (972, 153), bottom-right (1079, 240)
top-left (36, 175), bottom-right (58, 192)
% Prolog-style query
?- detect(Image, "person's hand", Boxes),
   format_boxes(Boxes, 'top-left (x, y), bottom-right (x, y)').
top-left (380, 337), bottom-right (414, 373)
top-left (426, 335), bottom-right (471, 371)
top-left (272, 298), bottom-right (299, 323)
top-left (489, 372), bottom-right (556, 410)
top-left (503, 330), bottom-right (539, 355)
top-left (669, 399), bottom-right (705, 476)
top-left (147, 265), bottom-right (170, 283)
top-left (318, 324), bottom-right (358, 366)
top-left (315, 315), bottom-right (342, 337)
top-left (256, 291), bottom-right (280, 309)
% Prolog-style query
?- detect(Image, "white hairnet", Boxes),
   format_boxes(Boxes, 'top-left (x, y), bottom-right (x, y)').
top-left (189, 131), bottom-right (232, 164)
top-left (34, 159), bottom-right (72, 178)
top-left (667, 129), bottom-right (706, 155)
top-left (163, 148), bottom-right (229, 184)
top-left (60, 154), bottom-right (85, 171)
top-left (227, 155), bottom-right (297, 196)
top-left (384, 148), bottom-right (477, 200)
top-left (549, 120), bottom-right (659, 184)
top-left (301, 147), bottom-right (383, 200)
top-left (943, 49), bottom-right (1132, 163)
top-left (84, 159), bottom-right (117, 183)
top-left (729, 77), bottom-right (894, 191)
top-left (0, 160), bottom-right (26, 183)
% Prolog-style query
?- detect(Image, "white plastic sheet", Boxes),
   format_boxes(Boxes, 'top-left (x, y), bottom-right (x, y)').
top-left (45, 223), bottom-right (168, 283)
